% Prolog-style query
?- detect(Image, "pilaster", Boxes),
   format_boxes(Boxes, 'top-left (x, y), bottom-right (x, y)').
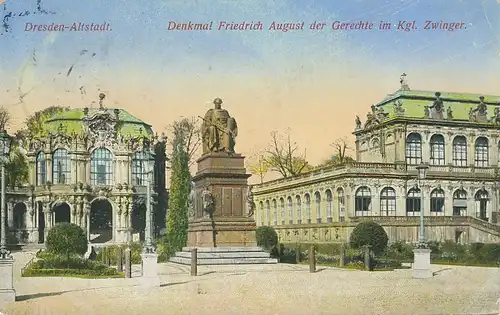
top-left (46, 154), bottom-right (53, 183)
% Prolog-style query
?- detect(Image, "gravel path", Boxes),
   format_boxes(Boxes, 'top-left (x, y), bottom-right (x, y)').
top-left (1, 252), bottom-right (499, 315)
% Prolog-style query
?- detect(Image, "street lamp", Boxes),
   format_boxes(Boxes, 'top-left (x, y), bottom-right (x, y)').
top-left (416, 162), bottom-right (429, 247)
top-left (0, 130), bottom-right (12, 259)
top-left (142, 150), bottom-right (156, 254)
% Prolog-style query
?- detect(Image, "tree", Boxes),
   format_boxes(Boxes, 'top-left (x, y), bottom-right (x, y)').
top-left (319, 138), bottom-right (356, 166)
top-left (0, 106), bottom-right (11, 131)
top-left (247, 151), bottom-right (271, 184)
top-left (264, 130), bottom-right (310, 178)
top-left (46, 223), bottom-right (88, 259)
top-left (349, 221), bottom-right (389, 255)
top-left (165, 119), bottom-right (191, 254)
top-left (167, 117), bottom-right (201, 168)
top-left (16, 106), bottom-right (68, 139)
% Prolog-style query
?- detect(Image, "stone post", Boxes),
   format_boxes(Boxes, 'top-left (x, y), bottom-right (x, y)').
top-left (413, 248), bottom-right (433, 279)
top-left (116, 246), bottom-right (123, 272)
top-left (309, 244), bottom-right (316, 273)
top-left (124, 247), bottom-right (132, 278)
top-left (339, 243), bottom-right (345, 267)
top-left (295, 243), bottom-right (300, 263)
top-left (190, 248), bottom-right (197, 276)
top-left (363, 245), bottom-right (371, 271)
top-left (7, 201), bottom-right (13, 229)
top-left (0, 258), bottom-right (16, 306)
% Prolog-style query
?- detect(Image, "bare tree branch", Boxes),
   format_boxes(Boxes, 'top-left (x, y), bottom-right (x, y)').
top-left (264, 130), bottom-right (310, 178)
top-left (168, 117), bottom-right (202, 167)
top-left (0, 107), bottom-right (11, 131)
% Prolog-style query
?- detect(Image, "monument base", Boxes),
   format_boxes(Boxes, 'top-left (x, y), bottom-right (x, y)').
top-left (0, 258), bottom-right (16, 307)
top-left (187, 217), bottom-right (257, 248)
top-left (170, 247), bottom-right (278, 265)
top-left (412, 248), bottom-right (433, 279)
top-left (140, 253), bottom-right (160, 287)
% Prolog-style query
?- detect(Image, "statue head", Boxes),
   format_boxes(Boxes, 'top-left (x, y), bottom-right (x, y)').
top-left (214, 98), bottom-right (223, 109)
top-left (435, 92), bottom-right (441, 98)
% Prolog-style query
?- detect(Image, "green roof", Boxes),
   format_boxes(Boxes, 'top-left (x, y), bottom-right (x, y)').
top-left (44, 108), bottom-right (153, 137)
top-left (374, 89), bottom-right (500, 121)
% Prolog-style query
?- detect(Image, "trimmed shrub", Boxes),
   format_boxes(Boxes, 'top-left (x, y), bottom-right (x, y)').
top-left (23, 255), bottom-right (120, 278)
top-left (256, 226), bottom-right (278, 251)
top-left (46, 223), bottom-right (88, 258)
top-left (349, 221), bottom-right (388, 255)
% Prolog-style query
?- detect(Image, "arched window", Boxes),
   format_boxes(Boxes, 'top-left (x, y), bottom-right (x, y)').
top-left (90, 148), bottom-right (113, 186)
top-left (380, 187), bottom-right (396, 216)
top-left (430, 188), bottom-right (445, 215)
top-left (315, 191), bottom-right (321, 223)
top-left (355, 186), bottom-right (371, 216)
top-left (474, 137), bottom-right (489, 167)
top-left (405, 133), bottom-right (422, 165)
top-left (266, 200), bottom-right (271, 225)
top-left (429, 134), bottom-right (445, 166)
top-left (287, 197), bottom-right (293, 224)
top-left (452, 136), bottom-right (467, 166)
top-left (259, 201), bottom-right (264, 226)
top-left (36, 152), bottom-right (46, 186)
top-left (296, 195), bottom-right (302, 224)
top-left (132, 150), bottom-right (151, 186)
top-left (453, 189), bottom-right (467, 216)
top-left (304, 194), bottom-right (311, 223)
top-left (326, 189), bottom-right (333, 223)
top-left (406, 188), bottom-right (421, 216)
top-left (280, 198), bottom-right (285, 225)
top-left (272, 199), bottom-right (277, 225)
top-left (337, 188), bottom-right (345, 222)
top-left (52, 149), bottom-right (70, 184)
top-left (474, 189), bottom-right (489, 221)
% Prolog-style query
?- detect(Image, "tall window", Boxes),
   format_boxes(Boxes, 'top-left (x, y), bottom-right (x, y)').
top-left (474, 190), bottom-right (489, 221)
top-left (405, 133), bottom-right (422, 165)
top-left (132, 151), bottom-right (151, 186)
top-left (326, 189), bottom-right (333, 223)
top-left (266, 200), bottom-right (271, 225)
top-left (380, 187), bottom-right (396, 216)
top-left (429, 134), bottom-right (445, 166)
top-left (287, 197), bottom-right (293, 224)
top-left (337, 188), bottom-right (345, 222)
top-left (406, 188), bottom-right (421, 216)
top-left (304, 194), bottom-right (311, 223)
top-left (91, 148), bottom-right (113, 186)
top-left (315, 191), bottom-right (321, 223)
top-left (355, 186), bottom-right (371, 216)
top-left (36, 152), bottom-right (46, 186)
top-left (430, 188), bottom-right (445, 215)
top-left (474, 137), bottom-right (489, 167)
top-left (280, 198), bottom-right (285, 225)
top-left (296, 195), bottom-right (302, 224)
top-left (453, 189), bottom-right (467, 216)
top-left (452, 136), bottom-right (468, 166)
top-left (272, 199), bottom-right (277, 225)
top-left (52, 149), bottom-right (70, 184)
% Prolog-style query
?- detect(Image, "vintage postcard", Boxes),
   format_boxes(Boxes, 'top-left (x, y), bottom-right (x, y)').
top-left (0, 0), bottom-right (499, 314)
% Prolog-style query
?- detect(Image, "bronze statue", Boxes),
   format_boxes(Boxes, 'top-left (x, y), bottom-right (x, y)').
top-left (200, 98), bottom-right (238, 154)
top-left (246, 186), bottom-right (255, 217)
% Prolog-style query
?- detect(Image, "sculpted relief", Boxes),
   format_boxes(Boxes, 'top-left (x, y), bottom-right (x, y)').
top-left (200, 98), bottom-right (238, 154)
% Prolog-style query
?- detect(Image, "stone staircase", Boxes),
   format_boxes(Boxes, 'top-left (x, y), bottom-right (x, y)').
top-left (169, 247), bottom-right (278, 265)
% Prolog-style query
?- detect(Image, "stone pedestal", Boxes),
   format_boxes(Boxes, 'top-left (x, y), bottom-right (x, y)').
top-left (140, 253), bottom-right (160, 287)
top-left (188, 153), bottom-right (256, 248)
top-left (0, 258), bottom-right (16, 307)
top-left (412, 248), bottom-right (433, 279)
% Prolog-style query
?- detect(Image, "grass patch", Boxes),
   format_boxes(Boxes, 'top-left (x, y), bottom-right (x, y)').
top-left (431, 259), bottom-right (500, 268)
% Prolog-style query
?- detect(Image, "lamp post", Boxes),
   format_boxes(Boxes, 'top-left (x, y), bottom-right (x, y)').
top-left (413, 162), bottom-right (432, 279)
top-left (416, 162), bottom-right (429, 247)
top-left (142, 150), bottom-right (156, 254)
top-left (0, 129), bottom-right (15, 305)
top-left (0, 130), bottom-right (12, 259)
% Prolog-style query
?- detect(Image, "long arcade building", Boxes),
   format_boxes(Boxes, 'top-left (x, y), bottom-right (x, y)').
top-left (252, 84), bottom-right (500, 245)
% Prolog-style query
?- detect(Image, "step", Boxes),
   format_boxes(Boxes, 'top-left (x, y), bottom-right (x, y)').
top-left (181, 247), bottom-right (264, 253)
top-left (169, 256), bottom-right (278, 265)
top-left (175, 251), bottom-right (271, 259)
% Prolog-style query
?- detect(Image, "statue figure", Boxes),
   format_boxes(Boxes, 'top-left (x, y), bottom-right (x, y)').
top-left (200, 98), bottom-right (238, 154)
top-left (246, 186), bottom-right (255, 217)
top-left (429, 92), bottom-right (444, 120)
top-left (393, 100), bottom-right (405, 116)
top-left (424, 106), bottom-right (430, 119)
top-left (364, 105), bottom-right (387, 129)
top-left (201, 187), bottom-right (214, 218)
top-left (355, 115), bottom-right (362, 130)
top-left (446, 106), bottom-right (453, 120)
top-left (187, 181), bottom-right (195, 219)
top-left (491, 108), bottom-right (500, 124)
top-left (470, 96), bottom-right (488, 123)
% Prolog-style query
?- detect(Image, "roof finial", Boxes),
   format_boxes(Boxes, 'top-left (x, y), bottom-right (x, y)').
top-left (99, 93), bottom-right (106, 109)
top-left (399, 73), bottom-right (410, 91)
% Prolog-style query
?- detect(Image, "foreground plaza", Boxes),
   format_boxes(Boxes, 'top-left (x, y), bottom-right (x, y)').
top-left (2, 252), bottom-right (499, 315)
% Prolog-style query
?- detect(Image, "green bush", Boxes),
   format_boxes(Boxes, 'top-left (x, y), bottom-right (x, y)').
top-left (349, 222), bottom-right (388, 255)
top-left (345, 261), bottom-right (365, 270)
top-left (46, 223), bottom-right (88, 258)
top-left (24, 255), bottom-right (120, 278)
top-left (256, 226), bottom-right (278, 251)
top-left (157, 236), bottom-right (175, 262)
top-left (23, 267), bottom-right (121, 278)
top-left (468, 243), bottom-right (500, 263)
top-left (385, 241), bottom-right (414, 262)
top-left (95, 243), bottom-right (142, 265)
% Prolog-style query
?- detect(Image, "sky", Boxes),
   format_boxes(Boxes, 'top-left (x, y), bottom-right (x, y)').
top-left (1, 0), bottom-right (500, 183)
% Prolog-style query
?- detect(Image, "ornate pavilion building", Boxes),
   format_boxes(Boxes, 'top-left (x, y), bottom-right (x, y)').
top-left (252, 79), bottom-right (500, 245)
top-left (4, 94), bottom-right (167, 245)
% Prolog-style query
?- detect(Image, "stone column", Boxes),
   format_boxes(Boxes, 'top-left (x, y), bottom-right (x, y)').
top-left (83, 201), bottom-right (90, 241)
top-left (467, 133), bottom-right (475, 166)
top-left (396, 185), bottom-right (406, 217)
top-left (127, 200), bottom-right (133, 242)
top-left (421, 133), bottom-right (430, 163)
top-left (43, 204), bottom-right (52, 241)
top-left (7, 201), bottom-right (14, 229)
top-left (347, 186), bottom-right (354, 219)
top-left (85, 161), bottom-right (91, 184)
top-left (46, 154), bottom-right (53, 183)
top-left (444, 187), bottom-right (453, 216)
top-left (70, 154), bottom-right (77, 184)
top-left (372, 185), bottom-right (380, 216)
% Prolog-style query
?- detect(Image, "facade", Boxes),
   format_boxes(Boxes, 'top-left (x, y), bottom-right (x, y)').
top-left (252, 83), bottom-right (500, 245)
top-left (3, 94), bottom-right (167, 245)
